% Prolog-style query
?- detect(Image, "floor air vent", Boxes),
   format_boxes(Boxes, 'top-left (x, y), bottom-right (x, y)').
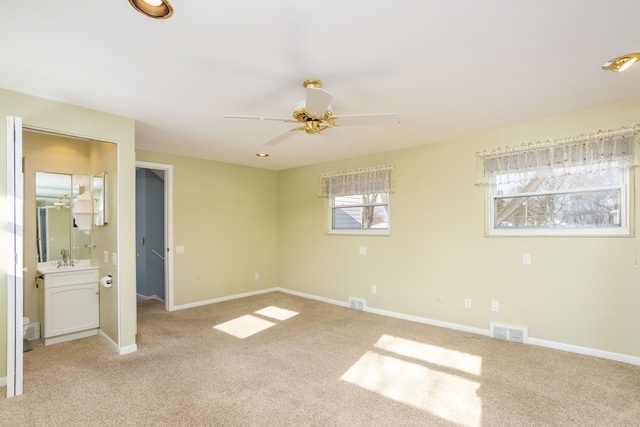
top-left (348, 297), bottom-right (366, 311)
top-left (490, 322), bottom-right (528, 344)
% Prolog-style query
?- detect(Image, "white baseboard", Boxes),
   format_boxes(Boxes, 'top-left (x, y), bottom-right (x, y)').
top-left (119, 343), bottom-right (138, 356)
top-left (275, 287), bottom-right (640, 366)
top-left (172, 287), bottom-right (279, 311)
top-left (97, 329), bottom-right (137, 355)
top-left (0, 376), bottom-right (6, 388)
top-left (276, 287), bottom-right (351, 308)
top-left (98, 329), bottom-right (119, 353)
top-left (528, 338), bottom-right (640, 366)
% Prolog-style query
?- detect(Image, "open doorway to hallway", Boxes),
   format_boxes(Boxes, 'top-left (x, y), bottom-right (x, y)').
top-left (135, 161), bottom-right (174, 310)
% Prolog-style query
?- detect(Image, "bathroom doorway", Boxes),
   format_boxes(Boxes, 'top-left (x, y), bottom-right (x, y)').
top-left (7, 117), bottom-right (121, 397)
top-left (135, 161), bottom-right (174, 311)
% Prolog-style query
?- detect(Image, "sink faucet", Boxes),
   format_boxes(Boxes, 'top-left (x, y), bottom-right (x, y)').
top-left (60, 248), bottom-right (69, 266)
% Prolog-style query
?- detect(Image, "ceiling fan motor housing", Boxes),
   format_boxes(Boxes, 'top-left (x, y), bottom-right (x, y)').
top-left (291, 99), bottom-right (333, 134)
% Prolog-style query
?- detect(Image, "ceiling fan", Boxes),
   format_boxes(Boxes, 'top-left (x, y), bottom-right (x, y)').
top-left (224, 79), bottom-right (400, 146)
top-left (46, 195), bottom-right (70, 210)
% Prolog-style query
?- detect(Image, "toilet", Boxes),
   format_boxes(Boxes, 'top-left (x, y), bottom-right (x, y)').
top-left (22, 317), bottom-right (29, 338)
top-left (23, 317), bottom-right (33, 353)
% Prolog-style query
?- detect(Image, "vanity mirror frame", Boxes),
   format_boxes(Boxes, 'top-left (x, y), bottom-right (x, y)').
top-left (94, 170), bottom-right (107, 226)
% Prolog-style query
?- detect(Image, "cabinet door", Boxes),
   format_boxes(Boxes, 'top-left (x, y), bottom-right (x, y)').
top-left (44, 283), bottom-right (99, 338)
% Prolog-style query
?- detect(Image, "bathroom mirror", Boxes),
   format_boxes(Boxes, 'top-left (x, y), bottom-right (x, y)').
top-left (36, 172), bottom-right (93, 262)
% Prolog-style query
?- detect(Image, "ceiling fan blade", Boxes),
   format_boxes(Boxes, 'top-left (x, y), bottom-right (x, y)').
top-left (321, 127), bottom-right (351, 145)
top-left (305, 87), bottom-right (333, 118)
top-left (263, 129), bottom-right (301, 146)
top-left (332, 113), bottom-right (400, 127)
top-left (224, 115), bottom-right (291, 122)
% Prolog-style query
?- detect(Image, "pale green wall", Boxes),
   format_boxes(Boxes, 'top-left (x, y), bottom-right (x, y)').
top-left (90, 141), bottom-right (119, 340)
top-left (278, 101), bottom-right (640, 358)
top-left (135, 150), bottom-right (279, 306)
top-left (1, 88), bottom-right (136, 380)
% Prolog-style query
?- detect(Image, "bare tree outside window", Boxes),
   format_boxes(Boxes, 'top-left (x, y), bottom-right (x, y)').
top-left (333, 193), bottom-right (389, 230)
top-left (494, 167), bottom-right (624, 230)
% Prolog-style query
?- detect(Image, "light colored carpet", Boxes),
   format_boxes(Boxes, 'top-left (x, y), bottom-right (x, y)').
top-left (2, 291), bottom-right (639, 426)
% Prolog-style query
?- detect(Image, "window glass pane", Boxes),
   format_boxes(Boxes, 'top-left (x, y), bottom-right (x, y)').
top-left (495, 189), bottom-right (622, 229)
top-left (333, 205), bottom-right (389, 229)
top-left (496, 168), bottom-right (619, 195)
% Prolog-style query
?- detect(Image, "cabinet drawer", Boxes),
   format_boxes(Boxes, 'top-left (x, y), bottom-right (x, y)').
top-left (44, 269), bottom-right (99, 288)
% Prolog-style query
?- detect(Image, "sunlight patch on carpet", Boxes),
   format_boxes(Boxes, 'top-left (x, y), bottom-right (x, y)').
top-left (213, 315), bottom-right (276, 339)
top-left (341, 340), bottom-right (482, 427)
top-left (374, 334), bottom-right (482, 376)
top-left (255, 306), bottom-right (299, 321)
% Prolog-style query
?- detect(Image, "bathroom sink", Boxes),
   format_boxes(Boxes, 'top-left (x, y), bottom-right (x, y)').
top-left (37, 260), bottom-right (98, 274)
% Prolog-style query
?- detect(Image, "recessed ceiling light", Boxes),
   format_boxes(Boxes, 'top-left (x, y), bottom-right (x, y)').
top-left (602, 53), bottom-right (640, 72)
top-left (256, 153), bottom-right (269, 158)
top-left (129, 0), bottom-right (173, 19)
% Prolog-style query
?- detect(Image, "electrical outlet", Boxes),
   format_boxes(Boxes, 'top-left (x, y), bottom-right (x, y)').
top-left (176, 246), bottom-right (185, 254)
top-left (359, 246), bottom-right (366, 255)
top-left (255, 272), bottom-right (260, 280)
top-left (371, 285), bottom-right (377, 294)
top-left (491, 300), bottom-right (499, 312)
top-left (464, 298), bottom-right (471, 309)
top-left (523, 253), bottom-right (531, 264)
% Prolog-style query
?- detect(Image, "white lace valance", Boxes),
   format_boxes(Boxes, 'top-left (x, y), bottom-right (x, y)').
top-left (319, 165), bottom-right (394, 197)
top-left (476, 126), bottom-right (640, 185)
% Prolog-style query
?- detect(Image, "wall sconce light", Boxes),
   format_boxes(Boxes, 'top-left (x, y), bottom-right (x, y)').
top-left (601, 53), bottom-right (640, 72)
top-left (256, 153), bottom-right (269, 158)
top-left (129, 0), bottom-right (173, 19)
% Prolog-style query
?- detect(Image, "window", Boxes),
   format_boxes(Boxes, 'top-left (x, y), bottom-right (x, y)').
top-left (331, 193), bottom-right (390, 232)
top-left (477, 127), bottom-right (638, 236)
top-left (319, 165), bottom-right (393, 235)
top-left (489, 167), bottom-right (628, 235)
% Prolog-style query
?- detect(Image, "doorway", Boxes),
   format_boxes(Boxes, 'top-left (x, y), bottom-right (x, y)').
top-left (6, 118), bottom-right (120, 397)
top-left (135, 161), bottom-right (174, 311)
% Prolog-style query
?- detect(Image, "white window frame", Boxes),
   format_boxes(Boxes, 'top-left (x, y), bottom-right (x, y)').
top-left (326, 193), bottom-right (391, 236)
top-left (487, 168), bottom-right (631, 237)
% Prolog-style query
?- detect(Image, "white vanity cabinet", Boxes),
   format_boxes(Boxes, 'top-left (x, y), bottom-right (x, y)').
top-left (39, 267), bottom-right (100, 345)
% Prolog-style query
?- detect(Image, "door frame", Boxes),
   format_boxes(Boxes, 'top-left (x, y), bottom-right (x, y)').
top-left (135, 161), bottom-right (174, 311)
top-left (6, 116), bottom-right (24, 397)
top-left (7, 120), bottom-right (124, 397)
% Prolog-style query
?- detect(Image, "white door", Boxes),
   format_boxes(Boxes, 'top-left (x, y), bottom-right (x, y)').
top-left (6, 116), bottom-right (24, 397)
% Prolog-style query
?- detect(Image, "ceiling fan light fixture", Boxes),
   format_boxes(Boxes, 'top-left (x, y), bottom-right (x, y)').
top-left (602, 53), bottom-right (640, 72)
top-left (303, 79), bottom-right (323, 89)
top-left (129, 0), bottom-right (173, 19)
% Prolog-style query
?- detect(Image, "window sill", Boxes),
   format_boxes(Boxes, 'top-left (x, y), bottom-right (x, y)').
top-left (486, 227), bottom-right (631, 237)
top-left (326, 229), bottom-right (390, 236)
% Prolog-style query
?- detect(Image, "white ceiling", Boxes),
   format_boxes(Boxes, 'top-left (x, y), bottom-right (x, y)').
top-left (2, 1), bottom-right (640, 170)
